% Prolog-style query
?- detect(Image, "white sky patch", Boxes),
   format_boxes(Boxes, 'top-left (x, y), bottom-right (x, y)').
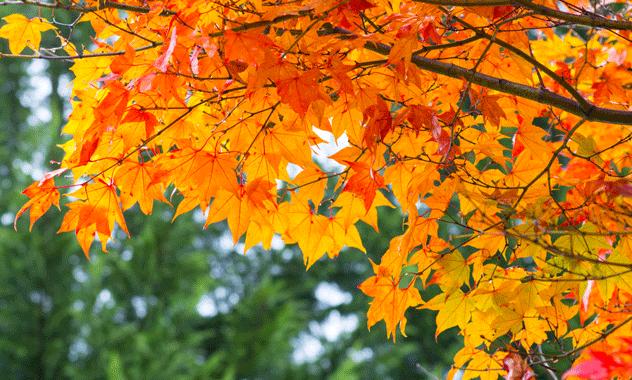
top-left (310, 310), bottom-right (358, 342)
top-left (58, 73), bottom-right (73, 97)
top-left (33, 107), bottom-right (52, 124)
top-left (0, 213), bottom-right (13, 226)
top-left (214, 230), bottom-right (235, 252)
top-left (73, 300), bottom-right (85, 312)
top-left (311, 127), bottom-right (350, 172)
top-left (26, 59), bottom-right (49, 76)
top-left (131, 296), bottom-right (147, 318)
top-left (196, 293), bottom-right (218, 317)
top-left (348, 347), bottom-right (374, 363)
top-left (314, 282), bottom-right (352, 308)
top-left (556, 1), bottom-right (569, 12)
top-left (73, 267), bottom-right (88, 283)
top-left (121, 248), bottom-right (133, 261)
top-left (22, 60), bottom-right (53, 125)
top-left (93, 289), bottom-right (115, 314)
top-left (447, 224), bottom-right (461, 236)
top-left (193, 208), bottom-right (206, 224)
top-left (292, 309), bottom-right (359, 364)
top-left (286, 162), bottom-right (303, 180)
top-left (270, 234), bottom-right (285, 250)
top-left (68, 338), bottom-right (91, 362)
top-left (17, 60), bottom-right (55, 183)
top-left (292, 332), bottom-right (325, 364)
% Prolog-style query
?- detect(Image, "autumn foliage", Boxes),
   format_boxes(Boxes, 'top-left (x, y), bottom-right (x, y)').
top-left (5, 0), bottom-right (632, 378)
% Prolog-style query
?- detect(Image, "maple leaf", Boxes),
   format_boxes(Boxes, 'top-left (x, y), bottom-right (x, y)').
top-left (333, 0), bottom-right (375, 29)
top-left (153, 28), bottom-right (177, 72)
top-left (69, 50), bottom-right (112, 87)
top-left (513, 117), bottom-right (550, 161)
top-left (14, 176), bottom-right (62, 231)
top-left (117, 107), bottom-right (160, 153)
top-left (93, 80), bottom-right (130, 132)
top-left (0, 14), bottom-right (56, 54)
top-left (290, 164), bottom-right (327, 204)
top-left (223, 29), bottom-right (278, 66)
top-left (204, 178), bottom-right (277, 245)
top-left (58, 178), bottom-right (129, 259)
top-left (114, 161), bottom-right (170, 214)
top-left (275, 68), bottom-right (328, 117)
top-left (423, 289), bottom-right (473, 338)
top-left (11, 0), bottom-right (632, 374)
top-left (562, 358), bottom-right (609, 380)
top-left (389, 24), bottom-right (418, 64)
top-left (325, 54), bottom-right (356, 94)
top-left (279, 201), bottom-right (331, 269)
top-left (362, 97), bottom-right (393, 152)
top-left (429, 251), bottom-right (471, 293)
top-left (480, 93), bottom-right (507, 128)
top-left (110, 43), bottom-right (135, 75)
top-left (332, 189), bottom-right (393, 232)
top-left (358, 268), bottom-right (422, 342)
top-left (153, 143), bottom-right (239, 211)
top-left (342, 161), bottom-right (386, 212)
top-left (502, 353), bottom-right (536, 380)
top-left (563, 338), bottom-right (632, 380)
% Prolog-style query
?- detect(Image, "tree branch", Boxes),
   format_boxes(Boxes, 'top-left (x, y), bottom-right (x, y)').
top-left (0, 0), bottom-right (178, 15)
top-left (322, 24), bottom-right (632, 125)
top-left (442, 8), bottom-right (594, 113)
top-left (411, 0), bottom-right (511, 5)
top-left (409, 0), bottom-right (632, 31)
top-left (512, 0), bottom-right (632, 31)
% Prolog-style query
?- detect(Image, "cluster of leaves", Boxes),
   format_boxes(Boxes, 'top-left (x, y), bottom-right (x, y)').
top-left (0, 26), bottom-right (452, 377)
top-left (4, 0), bottom-right (632, 378)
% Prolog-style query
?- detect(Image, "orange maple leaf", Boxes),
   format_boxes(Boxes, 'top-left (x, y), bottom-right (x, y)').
top-left (14, 176), bottom-right (61, 231)
top-left (342, 161), bottom-right (386, 212)
top-left (204, 177), bottom-right (276, 244)
top-left (114, 161), bottom-right (170, 215)
top-left (58, 178), bottom-right (130, 258)
top-left (223, 29), bottom-right (278, 66)
top-left (362, 97), bottom-right (393, 152)
top-left (389, 24), bottom-right (418, 64)
top-left (276, 68), bottom-right (327, 117)
top-left (480, 93), bottom-right (507, 127)
top-left (359, 269), bottom-right (422, 342)
top-left (110, 43), bottom-right (136, 75)
top-left (279, 201), bottom-right (331, 269)
top-left (153, 143), bottom-right (239, 211)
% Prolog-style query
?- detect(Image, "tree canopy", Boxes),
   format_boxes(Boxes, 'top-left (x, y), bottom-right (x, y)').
top-left (5, 0), bottom-right (632, 378)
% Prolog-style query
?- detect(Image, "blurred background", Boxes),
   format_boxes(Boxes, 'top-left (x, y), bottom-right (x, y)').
top-left (0, 4), bottom-right (460, 379)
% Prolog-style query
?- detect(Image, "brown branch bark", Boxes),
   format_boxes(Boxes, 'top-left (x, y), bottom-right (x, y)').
top-left (322, 23), bottom-right (632, 125)
top-left (4, 0), bottom-right (632, 125)
top-left (410, 0), bottom-right (632, 31)
top-left (0, 0), bottom-right (174, 15)
top-left (512, 0), bottom-right (632, 31)
top-left (442, 8), bottom-right (594, 112)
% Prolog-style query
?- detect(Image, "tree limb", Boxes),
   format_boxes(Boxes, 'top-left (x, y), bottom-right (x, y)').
top-left (322, 24), bottom-right (632, 125)
top-left (512, 0), bottom-right (632, 31)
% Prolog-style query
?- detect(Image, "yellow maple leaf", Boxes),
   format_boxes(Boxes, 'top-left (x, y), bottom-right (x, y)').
top-left (0, 14), bottom-right (56, 54)
top-left (423, 289), bottom-right (473, 338)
